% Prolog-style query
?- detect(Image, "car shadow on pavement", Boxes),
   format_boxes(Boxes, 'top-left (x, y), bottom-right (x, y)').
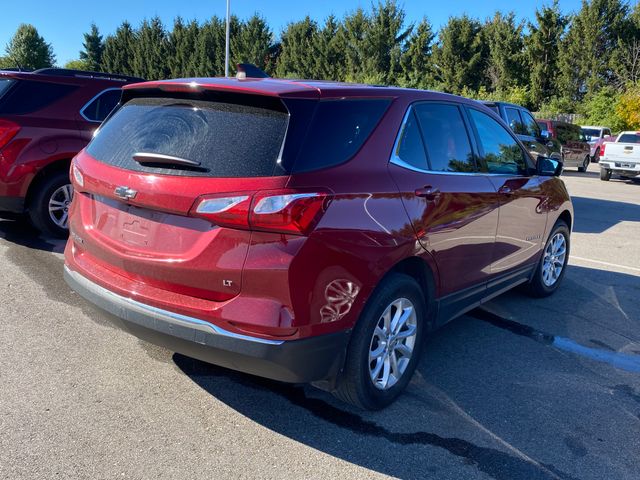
top-left (571, 195), bottom-right (640, 233)
top-left (0, 218), bottom-right (65, 253)
top-left (173, 264), bottom-right (640, 480)
top-left (561, 170), bottom-right (599, 179)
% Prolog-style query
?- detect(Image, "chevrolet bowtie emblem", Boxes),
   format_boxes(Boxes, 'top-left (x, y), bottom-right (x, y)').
top-left (114, 186), bottom-right (137, 200)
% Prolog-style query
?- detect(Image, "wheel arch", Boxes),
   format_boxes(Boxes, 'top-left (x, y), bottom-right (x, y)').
top-left (558, 209), bottom-right (572, 232)
top-left (25, 159), bottom-right (72, 210)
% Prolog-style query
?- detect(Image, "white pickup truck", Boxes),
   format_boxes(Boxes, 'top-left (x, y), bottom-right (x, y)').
top-left (599, 131), bottom-right (640, 181)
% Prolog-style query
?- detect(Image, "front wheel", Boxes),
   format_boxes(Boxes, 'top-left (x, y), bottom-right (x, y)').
top-left (525, 220), bottom-right (570, 298)
top-left (600, 168), bottom-right (612, 181)
top-left (28, 171), bottom-right (73, 238)
top-left (333, 273), bottom-right (426, 410)
top-left (578, 155), bottom-right (590, 172)
top-left (593, 148), bottom-right (600, 163)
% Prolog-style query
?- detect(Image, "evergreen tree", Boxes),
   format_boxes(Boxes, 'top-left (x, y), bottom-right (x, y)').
top-left (133, 17), bottom-right (170, 80)
top-left (79, 23), bottom-right (104, 71)
top-left (102, 21), bottom-right (137, 76)
top-left (4, 24), bottom-right (55, 70)
top-left (362, 0), bottom-right (412, 84)
top-left (192, 16), bottom-right (226, 76)
top-left (313, 15), bottom-right (347, 81)
top-left (232, 14), bottom-right (273, 73)
top-left (431, 15), bottom-right (486, 94)
top-left (483, 12), bottom-right (525, 92)
top-left (168, 18), bottom-right (200, 78)
top-left (399, 18), bottom-right (435, 89)
top-left (342, 8), bottom-right (369, 82)
top-left (558, 0), bottom-right (629, 104)
top-left (525, 1), bottom-right (567, 109)
top-left (276, 17), bottom-right (318, 78)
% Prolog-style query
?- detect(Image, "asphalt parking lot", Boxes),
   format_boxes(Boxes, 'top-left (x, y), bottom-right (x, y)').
top-left (1, 163), bottom-right (639, 480)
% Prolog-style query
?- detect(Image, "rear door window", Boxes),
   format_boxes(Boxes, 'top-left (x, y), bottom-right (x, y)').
top-left (0, 79), bottom-right (14, 99)
top-left (0, 80), bottom-right (78, 115)
top-left (81, 89), bottom-right (121, 122)
top-left (469, 108), bottom-right (529, 175)
top-left (521, 111), bottom-right (541, 138)
top-left (505, 108), bottom-right (525, 135)
top-left (87, 97), bottom-right (289, 177)
top-left (392, 110), bottom-right (428, 170)
top-left (291, 99), bottom-right (391, 173)
top-left (414, 103), bottom-right (475, 173)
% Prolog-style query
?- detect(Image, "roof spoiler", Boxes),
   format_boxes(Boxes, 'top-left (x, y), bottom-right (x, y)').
top-left (236, 63), bottom-right (270, 79)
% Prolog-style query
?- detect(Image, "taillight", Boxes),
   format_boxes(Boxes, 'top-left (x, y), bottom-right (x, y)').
top-left (601, 143), bottom-right (606, 156)
top-left (191, 190), bottom-right (330, 235)
top-left (0, 119), bottom-right (20, 149)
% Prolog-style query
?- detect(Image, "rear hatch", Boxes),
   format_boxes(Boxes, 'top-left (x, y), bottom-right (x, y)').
top-left (71, 88), bottom-right (295, 302)
top-left (603, 133), bottom-right (640, 164)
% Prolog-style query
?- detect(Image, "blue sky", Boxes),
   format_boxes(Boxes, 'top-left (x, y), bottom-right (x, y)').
top-left (1, 0), bottom-right (594, 66)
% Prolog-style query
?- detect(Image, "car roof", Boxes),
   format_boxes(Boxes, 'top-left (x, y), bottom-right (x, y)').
top-left (123, 76), bottom-right (479, 104)
top-left (580, 125), bottom-right (608, 130)
top-left (480, 100), bottom-right (527, 109)
top-left (0, 68), bottom-right (143, 85)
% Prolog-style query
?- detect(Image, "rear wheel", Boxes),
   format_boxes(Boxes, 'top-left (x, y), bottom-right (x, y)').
top-left (578, 155), bottom-right (590, 172)
top-left (28, 171), bottom-right (72, 238)
top-left (600, 168), bottom-right (612, 181)
top-left (333, 273), bottom-right (426, 410)
top-left (593, 148), bottom-right (600, 163)
top-left (525, 220), bottom-right (570, 298)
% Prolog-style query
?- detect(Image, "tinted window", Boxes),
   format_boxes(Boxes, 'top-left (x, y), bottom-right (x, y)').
top-left (604, 129), bottom-right (611, 137)
top-left (556, 123), bottom-right (581, 144)
top-left (393, 110), bottom-right (428, 170)
top-left (469, 108), bottom-right (529, 175)
top-left (521, 111), bottom-right (541, 137)
top-left (581, 128), bottom-right (600, 141)
top-left (414, 103), bottom-right (475, 172)
top-left (536, 121), bottom-right (548, 132)
top-left (292, 99), bottom-right (390, 173)
top-left (0, 79), bottom-right (14, 99)
top-left (505, 108), bottom-right (525, 135)
top-left (0, 80), bottom-right (78, 115)
top-left (484, 103), bottom-right (499, 114)
top-left (618, 133), bottom-right (640, 144)
top-left (82, 89), bottom-right (121, 122)
top-left (87, 97), bottom-right (289, 177)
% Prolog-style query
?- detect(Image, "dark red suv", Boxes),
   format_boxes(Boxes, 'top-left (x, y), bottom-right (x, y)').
top-left (64, 77), bottom-right (573, 409)
top-left (0, 68), bottom-right (142, 236)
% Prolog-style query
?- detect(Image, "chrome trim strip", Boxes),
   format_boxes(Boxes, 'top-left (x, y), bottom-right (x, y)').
top-left (79, 87), bottom-right (121, 123)
top-left (64, 266), bottom-right (285, 346)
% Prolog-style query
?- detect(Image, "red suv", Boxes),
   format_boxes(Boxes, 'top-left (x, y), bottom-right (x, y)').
top-left (64, 77), bottom-right (573, 409)
top-left (0, 68), bottom-right (142, 236)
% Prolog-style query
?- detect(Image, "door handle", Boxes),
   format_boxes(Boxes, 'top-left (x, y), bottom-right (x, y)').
top-left (415, 186), bottom-right (441, 200)
top-left (498, 185), bottom-right (513, 195)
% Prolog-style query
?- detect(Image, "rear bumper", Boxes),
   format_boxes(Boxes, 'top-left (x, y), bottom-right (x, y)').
top-left (599, 160), bottom-right (640, 176)
top-left (64, 266), bottom-right (350, 384)
top-left (0, 195), bottom-right (24, 214)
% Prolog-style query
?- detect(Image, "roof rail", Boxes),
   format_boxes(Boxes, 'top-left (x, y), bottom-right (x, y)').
top-left (1, 67), bottom-right (33, 72)
top-left (33, 68), bottom-right (144, 83)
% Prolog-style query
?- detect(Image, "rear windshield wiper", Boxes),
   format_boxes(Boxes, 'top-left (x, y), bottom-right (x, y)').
top-left (132, 152), bottom-right (204, 170)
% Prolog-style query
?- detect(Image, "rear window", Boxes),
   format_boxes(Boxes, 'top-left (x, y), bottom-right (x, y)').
top-left (290, 99), bottom-right (391, 173)
top-left (86, 97), bottom-right (289, 177)
top-left (618, 133), bottom-right (640, 143)
top-left (0, 80), bottom-right (78, 115)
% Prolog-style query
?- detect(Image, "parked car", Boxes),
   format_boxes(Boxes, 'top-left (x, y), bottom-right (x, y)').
top-left (598, 131), bottom-right (640, 181)
top-left (481, 101), bottom-right (561, 161)
top-left (581, 125), bottom-right (613, 163)
top-left (64, 76), bottom-right (573, 409)
top-left (536, 119), bottom-right (592, 172)
top-left (0, 68), bottom-right (143, 237)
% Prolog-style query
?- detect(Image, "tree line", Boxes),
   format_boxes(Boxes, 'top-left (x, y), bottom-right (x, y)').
top-left (1, 0), bottom-right (639, 129)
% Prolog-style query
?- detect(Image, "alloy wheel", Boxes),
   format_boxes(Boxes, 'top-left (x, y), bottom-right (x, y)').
top-left (368, 297), bottom-right (418, 390)
top-left (48, 183), bottom-right (73, 229)
top-left (542, 233), bottom-right (567, 287)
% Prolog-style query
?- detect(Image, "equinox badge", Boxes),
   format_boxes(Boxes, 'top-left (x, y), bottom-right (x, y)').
top-left (114, 186), bottom-right (137, 201)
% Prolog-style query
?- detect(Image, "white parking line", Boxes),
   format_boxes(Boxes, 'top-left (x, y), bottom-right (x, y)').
top-left (570, 255), bottom-right (640, 274)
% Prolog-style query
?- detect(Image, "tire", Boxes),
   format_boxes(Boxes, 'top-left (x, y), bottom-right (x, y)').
top-left (333, 273), bottom-right (427, 410)
top-left (600, 168), bottom-right (611, 181)
top-left (524, 220), bottom-right (570, 298)
top-left (578, 155), bottom-right (589, 172)
top-left (593, 148), bottom-right (600, 163)
top-left (28, 170), bottom-right (73, 238)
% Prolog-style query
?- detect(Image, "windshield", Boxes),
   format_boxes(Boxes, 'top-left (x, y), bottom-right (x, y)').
top-left (581, 128), bottom-right (601, 141)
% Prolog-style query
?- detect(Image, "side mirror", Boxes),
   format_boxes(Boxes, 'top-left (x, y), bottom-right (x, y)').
top-left (541, 130), bottom-right (550, 139)
top-left (536, 155), bottom-right (562, 177)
